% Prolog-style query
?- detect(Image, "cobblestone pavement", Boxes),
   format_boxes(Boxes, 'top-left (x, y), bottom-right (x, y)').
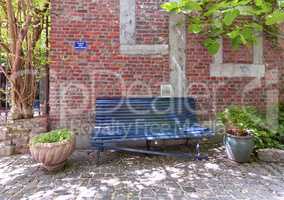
top-left (0, 146), bottom-right (284, 200)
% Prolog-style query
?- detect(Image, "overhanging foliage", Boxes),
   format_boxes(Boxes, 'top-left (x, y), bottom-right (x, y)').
top-left (162, 0), bottom-right (284, 54)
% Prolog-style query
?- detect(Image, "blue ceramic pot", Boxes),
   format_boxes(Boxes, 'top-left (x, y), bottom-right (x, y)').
top-left (224, 133), bottom-right (254, 163)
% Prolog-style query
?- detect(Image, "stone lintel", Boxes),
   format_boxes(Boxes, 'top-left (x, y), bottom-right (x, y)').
top-left (120, 45), bottom-right (169, 55)
top-left (210, 63), bottom-right (265, 78)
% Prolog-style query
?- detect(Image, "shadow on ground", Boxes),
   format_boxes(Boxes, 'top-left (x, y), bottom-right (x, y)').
top-left (0, 144), bottom-right (284, 200)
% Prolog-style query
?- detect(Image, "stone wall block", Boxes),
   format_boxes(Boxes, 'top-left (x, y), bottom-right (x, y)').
top-left (0, 116), bottom-right (48, 155)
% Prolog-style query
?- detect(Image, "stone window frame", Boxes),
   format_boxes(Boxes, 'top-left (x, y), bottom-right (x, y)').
top-left (119, 0), bottom-right (169, 55)
top-left (119, 0), bottom-right (188, 97)
top-left (210, 37), bottom-right (265, 78)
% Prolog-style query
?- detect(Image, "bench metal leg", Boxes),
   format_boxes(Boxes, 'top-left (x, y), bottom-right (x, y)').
top-left (146, 140), bottom-right (151, 150)
top-left (96, 149), bottom-right (101, 165)
top-left (95, 143), bottom-right (104, 165)
top-left (194, 142), bottom-right (209, 161)
top-left (185, 139), bottom-right (190, 146)
top-left (195, 143), bottom-right (201, 160)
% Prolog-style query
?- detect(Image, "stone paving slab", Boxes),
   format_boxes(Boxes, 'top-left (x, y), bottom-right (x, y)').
top-left (0, 146), bottom-right (284, 200)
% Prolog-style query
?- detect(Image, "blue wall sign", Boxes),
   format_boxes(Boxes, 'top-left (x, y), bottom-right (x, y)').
top-left (74, 41), bottom-right (88, 50)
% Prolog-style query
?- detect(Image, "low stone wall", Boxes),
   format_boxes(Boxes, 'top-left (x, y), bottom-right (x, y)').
top-left (257, 148), bottom-right (284, 163)
top-left (0, 116), bottom-right (48, 155)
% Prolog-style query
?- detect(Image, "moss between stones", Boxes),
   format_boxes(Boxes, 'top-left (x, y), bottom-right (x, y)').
top-left (31, 129), bottom-right (72, 145)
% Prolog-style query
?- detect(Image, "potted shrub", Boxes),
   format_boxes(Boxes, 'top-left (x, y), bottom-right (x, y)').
top-left (30, 129), bottom-right (75, 171)
top-left (219, 106), bottom-right (255, 163)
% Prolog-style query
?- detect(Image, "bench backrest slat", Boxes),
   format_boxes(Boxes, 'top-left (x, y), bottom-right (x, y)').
top-left (95, 97), bottom-right (197, 127)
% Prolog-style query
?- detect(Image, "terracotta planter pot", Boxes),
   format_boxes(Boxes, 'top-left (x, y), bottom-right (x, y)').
top-left (30, 134), bottom-right (75, 171)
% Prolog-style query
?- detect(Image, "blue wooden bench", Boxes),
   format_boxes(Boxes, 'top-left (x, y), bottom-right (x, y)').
top-left (91, 97), bottom-right (214, 162)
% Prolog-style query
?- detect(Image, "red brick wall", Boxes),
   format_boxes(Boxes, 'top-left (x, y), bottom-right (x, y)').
top-left (280, 24), bottom-right (284, 102)
top-left (186, 33), bottom-right (282, 120)
top-left (223, 39), bottom-right (253, 64)
top-left (50, 0), bottom-right (169, 132)
top-left (136, 0), bottom-right (168, 44)
top-left (50, 0), bottom-right (283, 134)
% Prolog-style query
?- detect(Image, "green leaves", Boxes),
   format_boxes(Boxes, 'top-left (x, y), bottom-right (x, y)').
top-left (265, 9), bottom-right (284, 25)
top-left (161, 0), bottom-right (202, 13)
top-left (227, 25), bottom-right (256, 48)
top-left (181, 0), bottom-right (202, 11)
top-left (203, 38), bottom-right (220, 55)
top-left (227, 29), bottom-right (242, 48)
top-left (161, 2), bottom-right (179, 12)
top-left (31, 129), bottom-right (72, 144)
top-left (255, 0), bottom-right (264, 7)
top-left (227, 29), bottom-right (240, 39)
top-left (255, 0), bottom-right (272, 14)
top-left (279, 0), bottom-right (284, 8)
top-left (223, 9), bottom-right (240, 26)
top-left (188, 23), bottom-right (202, 33)
top-left (188, 17), bottom-right (202, 33)
top-left (204, 1), bottom-right (228, 16)
top-left (218, 106), bottom-right (284, 150)
top-left (161, 0), bottom-right (283, 55)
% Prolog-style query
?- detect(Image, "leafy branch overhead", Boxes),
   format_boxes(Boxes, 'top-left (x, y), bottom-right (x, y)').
top-left (162, 0), bottom-right (284, 54)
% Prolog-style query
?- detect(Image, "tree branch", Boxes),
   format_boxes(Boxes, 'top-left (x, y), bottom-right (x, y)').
top-left (32, 2), bottom-right (50, 48)
top-left (19, 15), bottom-right (32, 41)
top-left (0, 41), bottom-right (10, 53)
top-left (6, 0), bottom-right (17, 53)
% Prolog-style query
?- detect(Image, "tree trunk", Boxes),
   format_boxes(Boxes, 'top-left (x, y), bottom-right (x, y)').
top-left (10, 65), bottom-right (36, 120)
top-left (10, 97), bottom-right (23, 120)
top-left (22, 103), bottom-right (33, 119)
top-left (10, 90), bottom-right (34, 120)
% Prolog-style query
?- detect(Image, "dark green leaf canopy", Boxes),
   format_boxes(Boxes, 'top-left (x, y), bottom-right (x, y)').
top-left (162, 0), bottom-right (284, 54)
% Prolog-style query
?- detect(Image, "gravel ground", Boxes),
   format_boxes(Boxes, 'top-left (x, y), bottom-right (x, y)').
top-left (0, 145), bottom-right (284, 200)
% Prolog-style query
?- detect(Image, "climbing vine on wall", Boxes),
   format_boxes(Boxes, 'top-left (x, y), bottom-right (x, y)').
top-left (162, 0), bottom-right (284, 54)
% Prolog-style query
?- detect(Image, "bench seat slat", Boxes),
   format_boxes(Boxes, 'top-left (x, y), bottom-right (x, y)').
top-left (95, 108), bottom-right (195, 114)
top-left (95, 116), bottom-right (196, 122)
top-left (95, 113), bottom-right (194, 117)
top-left (95, 121), bottom-right (195, 127)
top-left (93, 124), bottom-right (212, 140)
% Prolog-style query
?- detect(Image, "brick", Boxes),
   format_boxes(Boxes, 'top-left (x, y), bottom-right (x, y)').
top-left (0, 140), bottom-right (12, 145)
top-left (0, 116), bottom-right (48, 155)
top-left (0, 144), bottom-right (15, 157)
top-left (0, 126), bottom-right (9, 141)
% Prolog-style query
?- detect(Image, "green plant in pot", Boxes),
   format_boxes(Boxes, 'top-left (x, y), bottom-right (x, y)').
top-left (219, 106), bottom-right (255, 163)
top-left (30, 129), bottom-right (75, 171)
